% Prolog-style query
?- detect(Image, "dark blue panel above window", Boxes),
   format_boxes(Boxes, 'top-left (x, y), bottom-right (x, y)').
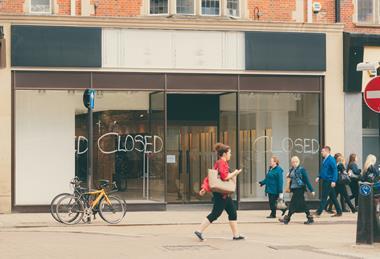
top-left (11, 26), bottom-right (101, 67)
top-left (245, 31), bottom-right (326, 71)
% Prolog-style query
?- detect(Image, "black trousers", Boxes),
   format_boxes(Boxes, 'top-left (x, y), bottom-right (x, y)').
top-left (268, 193), bottom-right (279, 216)
top-left (349, 179), bottom-right (359, 207)
top-left (207, 192), bottom-right (237, 223)
top-left (288, 188), bottom-right (311, 219)
top-left (326, 183), bottom-right (355, 212)
top-left (317, 179), bottom-right (342, 214)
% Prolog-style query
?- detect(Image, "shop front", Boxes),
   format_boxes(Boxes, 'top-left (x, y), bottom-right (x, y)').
top-left (3, 21), bottom-right (344, 213)
top-left (12, 71), bottom-right (322, 211)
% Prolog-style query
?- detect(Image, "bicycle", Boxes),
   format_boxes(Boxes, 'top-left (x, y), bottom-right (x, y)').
top-left (55, 179), bottom-right (127, 225)
top-left (50, 177), bottom-right (87, 223)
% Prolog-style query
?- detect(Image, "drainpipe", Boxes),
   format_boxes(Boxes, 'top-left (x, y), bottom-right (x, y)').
top-left (70, 0), bottom-right (76, 16)
top-left (307, 0), bottom-right (313, 23)
top-left (335, 0), bottom-right (341, 22)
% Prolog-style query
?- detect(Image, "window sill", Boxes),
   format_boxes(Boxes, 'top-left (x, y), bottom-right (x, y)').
top-left (354, 22), bottom-right (380, 28)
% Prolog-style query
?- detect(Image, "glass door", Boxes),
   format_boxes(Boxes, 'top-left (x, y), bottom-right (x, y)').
top-left (166, 124), bottom-right (217, 203)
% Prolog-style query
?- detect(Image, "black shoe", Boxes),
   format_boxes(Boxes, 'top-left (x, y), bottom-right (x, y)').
top-left (342, 209), bottom-right (349, 213)
top-left (351, 209), bottom-right (357, 214)
top-left (233, 235), bottom-right (245, 240)
top-left (325, 209), bottom-right (334, 214)
top-left (279, 218), bottom-right (289, 225)
top-left (194, 231), bottom-right (204, 241)
top-left (266, 215), bottom-right (276, 219)
top-left (331, 213), bottom-right (342, 217)
top-left (304, 217), bottom-right (314, 224)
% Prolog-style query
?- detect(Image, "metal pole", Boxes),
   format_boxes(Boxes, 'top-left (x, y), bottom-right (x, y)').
top-left (88, 108), bottom-right (93, 190)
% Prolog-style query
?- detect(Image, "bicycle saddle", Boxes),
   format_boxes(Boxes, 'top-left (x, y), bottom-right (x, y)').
top-left (97, 179), bottom-right (110, 188)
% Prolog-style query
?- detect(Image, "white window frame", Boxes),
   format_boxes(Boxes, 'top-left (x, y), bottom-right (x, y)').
top-left (175, 0), bottom-right (196, 15)
top-left (148, 0), bottom-right (170, 16)
top-left (200, 0), bottom-right (222, 16)
top-left (29, 0), bottom-right (53, 15)
top-left (355, 0), bottom-right (379, 24)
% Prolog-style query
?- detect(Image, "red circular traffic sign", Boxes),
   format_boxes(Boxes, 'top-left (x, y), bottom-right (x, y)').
top-left (364, 77), bottom-right (380, 113)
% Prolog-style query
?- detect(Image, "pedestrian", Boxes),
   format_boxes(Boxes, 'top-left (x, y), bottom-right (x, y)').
top-left (325, 153), bottom-right (342, 213)
top-left (259, 156), bottom-right (284, 219)
top-left (361, 154), bottom-right (380, 183)
top-left (194, 143), bottom-right (244, 241)
top-left (335, 155), bottom-right (356, 213)
top-left (314, 146), bottom-right (343, 217)
top-left (279, 156), bottom-right (315, 224)
top-left (347, 153), bottom-right (361, 208)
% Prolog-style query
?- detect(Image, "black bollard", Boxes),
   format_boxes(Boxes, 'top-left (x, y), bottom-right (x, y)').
top-left (356, 182), bottom-right (374, 245)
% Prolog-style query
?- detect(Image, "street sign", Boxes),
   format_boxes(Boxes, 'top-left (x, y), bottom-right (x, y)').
top-left (364, 76), bottom-right (380, 113)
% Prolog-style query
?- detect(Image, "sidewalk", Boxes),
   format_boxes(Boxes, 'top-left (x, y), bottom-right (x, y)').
top-left (0, 209), bottom-right (358, 228)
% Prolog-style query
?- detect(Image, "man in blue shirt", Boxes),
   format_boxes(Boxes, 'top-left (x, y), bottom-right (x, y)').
top-left (314, 146), bottom-right (342, 216)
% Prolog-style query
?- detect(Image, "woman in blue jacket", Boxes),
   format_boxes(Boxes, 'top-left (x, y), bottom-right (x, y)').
top-left (280, 156), bottom-right (315, 225)
top-left (259, 156), bottom-right (284, 218)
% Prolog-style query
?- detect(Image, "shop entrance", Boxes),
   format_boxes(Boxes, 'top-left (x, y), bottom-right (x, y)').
top-left (166, 93), bottom-right (237, 203)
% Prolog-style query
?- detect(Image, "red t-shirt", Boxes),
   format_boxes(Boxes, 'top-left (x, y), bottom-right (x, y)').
top-left (202, 159), bottom-right (229, 192)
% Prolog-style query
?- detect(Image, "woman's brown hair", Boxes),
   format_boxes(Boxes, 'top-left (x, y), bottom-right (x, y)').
top-left (214, 143), bottom-right (230, 158)
top-left (348, 153), bottom-right (357, 165)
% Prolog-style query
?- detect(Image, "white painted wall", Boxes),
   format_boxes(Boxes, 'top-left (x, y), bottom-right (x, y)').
top-left (102, 29), bottom-right (245, 70)
top-left (15, 91), bottom-right (76, 205)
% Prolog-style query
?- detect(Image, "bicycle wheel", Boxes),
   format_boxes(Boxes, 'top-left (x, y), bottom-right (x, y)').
top-left (50, 193), bottom-right (71, 223)
top-left (98, 195), bottom-right (126, 224)
top-left (56, 194), bottom-right (84, 225)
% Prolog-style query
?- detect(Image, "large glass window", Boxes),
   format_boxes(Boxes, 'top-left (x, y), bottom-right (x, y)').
top-left (150, 0), bottom-right (169, 14)
top-left (15, 90), bottom-right (165, 205)
top-left (357, 0), bottom-right (374, 23)
top-left (30, 0), bottom-right (52, 14)
top-left (239, 93), bottom-right (320, 201)
top-left (201, 0), bottom-right (220, 15)
top-left (362, 99), bottom-right (380, 160)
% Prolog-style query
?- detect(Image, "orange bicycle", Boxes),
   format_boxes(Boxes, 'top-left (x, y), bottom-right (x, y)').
top-left (55, 180), bottom-right (126, 225)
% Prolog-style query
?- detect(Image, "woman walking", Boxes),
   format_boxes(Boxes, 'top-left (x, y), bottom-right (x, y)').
top-left (333, 155), bottom-right (356, 213)
top-left (347, 154), bottom-right (361, 208)
top-left (361, 154), bottom-right (380, 183)
top-left (259, 156), bottom-right (284, 218)
top-left (279, 156), bottom-right (315, 224)
top-left (194, 143), bottom-right (244, 241)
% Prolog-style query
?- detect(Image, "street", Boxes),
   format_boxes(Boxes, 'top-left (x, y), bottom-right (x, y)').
top-left (0, 210), bottom-right (379, 259)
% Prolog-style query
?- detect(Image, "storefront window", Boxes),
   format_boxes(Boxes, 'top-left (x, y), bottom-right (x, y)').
top-left (15, 90), bottom-right (165, 205)
top-left (239, 93), bottom-right (320, 201)
top-left (362, 100), bottom-right (380, 160)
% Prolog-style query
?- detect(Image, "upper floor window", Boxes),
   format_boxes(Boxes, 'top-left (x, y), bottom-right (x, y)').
top-left (356, 0), bottom-right (380, 24)
top-left (148, 0), bottom-right (242, 18)
top-left (201, 0), bottom-right (220, 16)
top-left (30, 0), bottom-right (52, 14)
top-left (176, 0), bottom-right (195, 15)
top-left (227, 0), bottom-right (239, 17)
top-left (150, 0), bottom-right (169, 15)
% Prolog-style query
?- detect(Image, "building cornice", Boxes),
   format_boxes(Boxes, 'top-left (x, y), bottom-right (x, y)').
top-left (0, 14), bottom-right (344, 33)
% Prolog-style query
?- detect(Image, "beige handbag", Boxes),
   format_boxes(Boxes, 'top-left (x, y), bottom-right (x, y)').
top-left (208, 168), bottom-right (237, 194)
top-left (285, 177), bottom-right (291, 193)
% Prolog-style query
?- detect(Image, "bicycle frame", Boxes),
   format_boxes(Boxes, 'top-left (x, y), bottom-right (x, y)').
top-left (84, 189), bottom-right (112, 209)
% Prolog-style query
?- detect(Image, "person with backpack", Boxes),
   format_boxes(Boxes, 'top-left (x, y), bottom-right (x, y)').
top-left (279, 156), bottom-right (315, 225)
top-left (194, 143), bottom-right (244, 241)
